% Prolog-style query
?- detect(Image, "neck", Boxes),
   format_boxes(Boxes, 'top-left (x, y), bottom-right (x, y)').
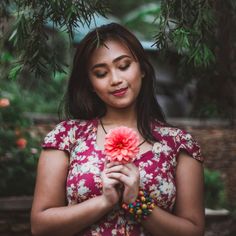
top-left (99, 111), bottom-right (147, 147)
top-left (102, 107), bottom-right (137, 127)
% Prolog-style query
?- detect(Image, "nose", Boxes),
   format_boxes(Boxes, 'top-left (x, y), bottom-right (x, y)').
top-left (110, 70), bottom-right (122, 86)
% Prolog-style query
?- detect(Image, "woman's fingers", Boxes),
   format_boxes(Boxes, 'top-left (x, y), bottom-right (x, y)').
top-left (104, 162), bottom-right (140, 204)
top-left (106, 172), bottom-right (138, 187)
top-left (104, 162), bottom-right (140, 187)
top-left (105, 161), bottom-right (121, 169)
top-left (105, 162), bottom-right (139, 174)
top-left (106, 172), bottom-right (129, 184)
top-left (105, 164), bottom-right (129, 176)
top-left (101, 171), bottom-right (120, 185)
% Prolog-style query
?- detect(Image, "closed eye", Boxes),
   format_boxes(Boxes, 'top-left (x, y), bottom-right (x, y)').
top-left (119, 63), bottom-right (130, 71)
top-left (94, 71), bottom-right (107, 78)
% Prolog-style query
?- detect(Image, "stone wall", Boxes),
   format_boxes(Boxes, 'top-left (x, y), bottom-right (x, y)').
top-left (0, 197), bottom-right (32, 236)
top-left (168, 118), bottom-right (236, 208)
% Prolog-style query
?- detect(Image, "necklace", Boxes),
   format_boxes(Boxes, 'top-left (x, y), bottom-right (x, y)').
top-left (99, 119), bottom-right (146, 147)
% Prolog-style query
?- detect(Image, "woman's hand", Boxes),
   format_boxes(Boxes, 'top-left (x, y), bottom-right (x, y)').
top-left (101, 162), bottom-right (122, 207)
top-left (105, 162), bottom-right (140, 204)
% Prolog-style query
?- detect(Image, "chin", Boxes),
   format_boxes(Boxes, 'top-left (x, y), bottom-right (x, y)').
top-left (109, 102), bottom-right (136, 110)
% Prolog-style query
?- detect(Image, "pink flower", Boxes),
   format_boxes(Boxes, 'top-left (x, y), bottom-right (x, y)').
top-left (0, 98), bottom-right (10, 107)
top-left (31, 148), bottom-right (38, 154)
top-left (104, 126), bottom-right (140, 164)
top-left (16, 138), bottom-right (27, 149)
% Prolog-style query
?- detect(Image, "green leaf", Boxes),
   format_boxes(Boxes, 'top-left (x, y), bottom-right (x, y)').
top-left (9, 63), bottom-right (23, 80)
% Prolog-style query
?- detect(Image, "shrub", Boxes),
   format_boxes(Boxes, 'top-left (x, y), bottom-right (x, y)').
top-left (204, 168), bottom-right (228, 209)
top-left (0, 95), bottom-right (40, 196)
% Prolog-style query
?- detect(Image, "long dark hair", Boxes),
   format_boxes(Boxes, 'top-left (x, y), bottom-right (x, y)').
top-left (61, 23), bottom-right (166, 142)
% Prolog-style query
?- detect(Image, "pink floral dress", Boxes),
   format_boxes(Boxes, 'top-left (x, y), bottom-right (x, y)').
top-left (42, 118), bottom-right (203, 236)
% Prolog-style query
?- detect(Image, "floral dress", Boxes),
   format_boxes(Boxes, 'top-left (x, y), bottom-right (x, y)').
top-left (42, 118), bottom-right (203, 236)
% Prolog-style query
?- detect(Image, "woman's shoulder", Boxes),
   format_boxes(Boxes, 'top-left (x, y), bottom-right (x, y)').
top-left (42, 118), bottom-right (98, 153)
top-left (45, 118), bottom-right (97, 140)
top-left (152, 120), bottom-right (203, 162)
top-left (55, 118), bottom-right (97, 130)
top-left (152, 120), bottom-right (185, 138)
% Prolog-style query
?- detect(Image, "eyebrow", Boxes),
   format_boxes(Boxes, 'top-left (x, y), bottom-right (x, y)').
top-left (91, 55), bottom-right (132, 70)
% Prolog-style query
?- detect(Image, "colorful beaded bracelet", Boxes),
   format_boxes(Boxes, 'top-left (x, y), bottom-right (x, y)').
top-left (122, 190), bottom-right (156, 221)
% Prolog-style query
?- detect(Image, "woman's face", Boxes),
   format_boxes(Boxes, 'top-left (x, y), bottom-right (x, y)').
top-left (88, 39), bottom-right (143, 110)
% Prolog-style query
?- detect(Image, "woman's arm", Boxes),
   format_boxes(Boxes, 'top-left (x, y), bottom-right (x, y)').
top-left (142, 152), bottom-right (205, 236)
top-left (31, 149), bottom-right (120, 236)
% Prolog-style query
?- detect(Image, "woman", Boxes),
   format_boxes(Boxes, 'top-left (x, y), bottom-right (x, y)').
top-left (31, 23), bottom-right (205, 236)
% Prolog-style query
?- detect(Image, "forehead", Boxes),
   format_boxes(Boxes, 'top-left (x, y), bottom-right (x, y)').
top-left (89, 39), bottom-right (135, 65)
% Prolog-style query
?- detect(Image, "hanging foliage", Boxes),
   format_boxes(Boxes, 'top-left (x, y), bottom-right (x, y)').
top-left (0, 0), bottom-right (221, 77)
top-left (0, 0), bottom-right (109, 78)
top-left (153, 0), bottom-right (216, 67)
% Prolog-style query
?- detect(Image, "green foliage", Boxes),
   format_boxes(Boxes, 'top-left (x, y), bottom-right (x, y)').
top-left (0, 44), bottom-right (68, 113)
top-left (122, 3), bottom-right (162, 40)
top-left (172, 28), bottom-right (190, 54)
top-left (153, 0), bottom-right (216, 68)
top-left (108, 0), bottom-right (155, 18)
top-left (0, 0), bottom-right (109, 77)
top-left (204, 168), bottom-right (228, 209)
top-left (0, 0), bottom-right (221, 76)
top-left (0, 134), bottom-right (39, 196)
top-left (193, 101), bottom-right (220, 118)
top-left (0, 0), bottom-right (10, 20)
top-left (121, 1), bottom-right (217, 68)
top-left (1, 0), bottom-right (218, 78)
top-left (0, 92), bottom-right (40, 196)
top-left (0, 39), bottom-right (68, 195)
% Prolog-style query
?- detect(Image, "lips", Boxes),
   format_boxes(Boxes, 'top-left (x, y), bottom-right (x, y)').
top-left (111, 87), bottom-right (128, 97)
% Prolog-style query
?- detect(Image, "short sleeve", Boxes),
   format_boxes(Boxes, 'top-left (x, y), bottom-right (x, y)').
top-left (42, 120), bottom-right (78, 153)
top-left (176, 130), bottom-right (204, 162)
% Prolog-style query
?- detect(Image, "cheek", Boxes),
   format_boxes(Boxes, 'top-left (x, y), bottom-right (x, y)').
top-left (129, 71), bottom-right (142, 90)
top-left (127, 64), bottom-right (143, 82)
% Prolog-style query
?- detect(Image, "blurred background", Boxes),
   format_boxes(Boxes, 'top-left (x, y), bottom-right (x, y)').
top-left (0, 0), bottom-right (236, 235)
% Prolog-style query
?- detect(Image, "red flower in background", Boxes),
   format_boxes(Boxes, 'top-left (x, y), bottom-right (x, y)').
top-left (0, 98), bottom-right (10, 108)
top-left (16, 138), bottom-right (27, 149)
top-left (104, 126), bottom-right (140, 164)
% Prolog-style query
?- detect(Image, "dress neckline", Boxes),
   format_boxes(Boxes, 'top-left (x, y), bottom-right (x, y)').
top-left (91, 117), bottom-right (154, 160)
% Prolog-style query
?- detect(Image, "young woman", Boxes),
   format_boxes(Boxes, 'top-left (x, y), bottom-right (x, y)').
top-left (31, 23), bottom-right (205, 236)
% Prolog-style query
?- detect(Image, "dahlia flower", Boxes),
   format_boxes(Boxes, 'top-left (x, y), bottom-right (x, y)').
top-left (104, 126), bottom-right (140, 164)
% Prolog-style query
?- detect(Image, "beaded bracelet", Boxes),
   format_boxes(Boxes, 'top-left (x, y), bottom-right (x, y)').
top-left (121, 190), bottom-right (156, 221)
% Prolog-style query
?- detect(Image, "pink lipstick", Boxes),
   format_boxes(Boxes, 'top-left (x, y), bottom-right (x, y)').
top-left (111, 87), bottom-right (128, 97)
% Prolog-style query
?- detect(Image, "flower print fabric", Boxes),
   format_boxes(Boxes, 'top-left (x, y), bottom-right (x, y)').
top-left (42, 119), bottom-right (203, 236)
